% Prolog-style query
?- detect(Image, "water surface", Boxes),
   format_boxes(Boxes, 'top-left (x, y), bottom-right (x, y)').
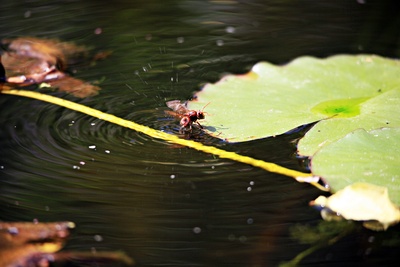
top-left (1, 1), bottom-right (400, 266)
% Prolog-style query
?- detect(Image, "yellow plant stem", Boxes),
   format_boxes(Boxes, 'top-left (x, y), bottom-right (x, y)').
top-left (1, 89), bottom-right (328, 191)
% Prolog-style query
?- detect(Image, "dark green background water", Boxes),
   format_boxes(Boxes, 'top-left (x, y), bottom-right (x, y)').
top-left (1, 1), bottom-right (400, 266)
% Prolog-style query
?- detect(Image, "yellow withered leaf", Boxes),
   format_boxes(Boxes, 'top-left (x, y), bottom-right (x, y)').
top-left (312, 182), bottom-right (400, 230)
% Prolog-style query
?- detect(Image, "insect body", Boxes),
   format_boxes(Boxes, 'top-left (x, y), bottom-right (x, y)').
top-left (166, 100), bottom-right (208, 131)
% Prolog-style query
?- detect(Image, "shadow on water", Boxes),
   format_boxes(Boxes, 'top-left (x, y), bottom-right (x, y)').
top-left (1, 0), bottom-right (400, 266)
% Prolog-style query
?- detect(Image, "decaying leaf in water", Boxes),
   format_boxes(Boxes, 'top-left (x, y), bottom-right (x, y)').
top-left (0, 37), bottom-right (104, 97)
top-left (311, 183), bottom-right (400, 231)
top-left (0, 221), bottom-right (134, 267)
top-left (0, 221), bottom-right (74, 267)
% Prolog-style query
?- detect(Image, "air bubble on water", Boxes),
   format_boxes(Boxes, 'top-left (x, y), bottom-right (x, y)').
top-left (177, 37), bottom-right (185, 43)
top-left (226, 26), bottom-right (235, 33)
top-left (24, 10), bottom-right (32, 18)
top-left (239, 236), bottom-right (247, 242)
top-left (249, 181), bottom-right (254, 186)
top-left (247, 186), bottom-right (252, 192)
top-left (94, 27), bottom-right (102, 35)
top-left (193, 227), bottom-right (201, 234)
top-left (89, 145), bottom-right (96, 149)
top-left (73, 165), bottom-right (81, 170)
top-left (0, 166), bottom-right (4, 169)
top-left (79, 161), bottom-right (86, 165)
top-left (228, 234), bottom-right (236, 241)
top-left (216, 39), bottom-right (224, 46)
top-left (105, 150), bottom-right (111, 154)
top-left (170, 174), bottom-right (176, 179)
top-left (247, 218), bottom-right (254, 224)
top-left (90, 122), bottom-right (96, 126)
top-left (94, 235), bottom-right (103, 242)
top-left (8, 227), bottom-right (19, 235)
top-left (45, 206), bottom-right (50, 211)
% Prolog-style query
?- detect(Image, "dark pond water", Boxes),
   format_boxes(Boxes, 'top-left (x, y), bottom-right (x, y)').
top-left (1, 0), bottom-right (400, 266)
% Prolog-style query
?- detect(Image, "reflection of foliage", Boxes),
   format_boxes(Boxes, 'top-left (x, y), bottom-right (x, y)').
top-left (290, 220), bottom-right (353, 245)
top-left (281, 221), bottom-right (355, 267)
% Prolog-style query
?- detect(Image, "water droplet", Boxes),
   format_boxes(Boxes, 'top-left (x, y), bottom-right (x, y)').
top-left (177, 37), bottom-right (185, 43)
top-left (8, 227), bottom-right (19, 235)
top-left (73, 165), bottom-right (80, 170)
top-left (226, 26), bottom-right (236, 33)
top-left (94, 27), bottom-right (102, 35)
top-left (228, 234), bottom-right (236, 241)
top-left (193, 227), bottom-right (202, 234)
top-left (24, 10), bottom-right (31, 18)
top-left (94, 235), bottom-right (103, 242)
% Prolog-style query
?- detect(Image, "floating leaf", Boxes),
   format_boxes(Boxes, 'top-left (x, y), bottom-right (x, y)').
top-left (311, 183), bottom-right (400, 230)
top-left (0, 221), bottom-right (134, 266)
top-left (188, 55), bottom-right (400, 155)
top-left (310, 127), bottom-right (400, 205)
top-left (1, 37), bottom-right (103, 98)
top-left (298, 89), bottom-right (400, 156)
top-left (0, 221), bottom-right (74, 267)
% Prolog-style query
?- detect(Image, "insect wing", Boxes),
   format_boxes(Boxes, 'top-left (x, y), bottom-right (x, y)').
top-left (166, 100), bottom-right (188, 114)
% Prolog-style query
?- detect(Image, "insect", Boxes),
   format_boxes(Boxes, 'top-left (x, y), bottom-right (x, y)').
top-left (166, 100), bottom-right (209, 132)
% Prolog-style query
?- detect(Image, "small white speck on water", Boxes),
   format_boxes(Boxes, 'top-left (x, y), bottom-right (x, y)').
top-left (177, 37), bottom-right (185, 43)
top-left (216, 39), bottom-right (224, 46)
top-left (192, 227), bottom-right (201, 234)
top-left (225, 26), bottom-right (236, 33)
top-left (94, 235), bottom-right (103, 242)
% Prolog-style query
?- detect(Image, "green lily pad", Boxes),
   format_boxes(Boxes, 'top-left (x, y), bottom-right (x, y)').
top-left (311, 128), bottom-right (400, 205)
top-left (298, 89), bottom-right (400, 156)
top-left (188, 55), bottom-right (400, 155)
